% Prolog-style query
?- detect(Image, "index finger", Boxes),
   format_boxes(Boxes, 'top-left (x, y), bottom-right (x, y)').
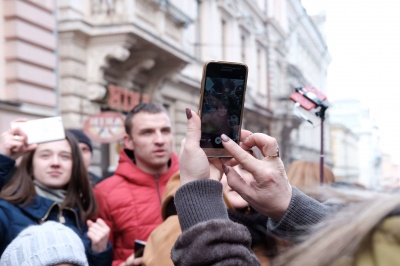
top-left (221, 134), bottom-right (259, 172)
top-left (11, 118), bottom-right (28, 124)
top-left (220, 129), bottom-right (254, 167)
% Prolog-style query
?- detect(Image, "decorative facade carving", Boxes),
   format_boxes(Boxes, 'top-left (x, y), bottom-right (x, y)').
top-left (86, 45), bottom-right (130, 101)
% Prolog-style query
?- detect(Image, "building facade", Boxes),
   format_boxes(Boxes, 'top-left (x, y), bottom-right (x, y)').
top-left (0, 0), bottom-right (58, 129)
top-left (330, 122), bottom-right (360, 183)
top-left (329, 99), bottom-right (381, 187)
top-left (1, 0), bottom-right (332, 177)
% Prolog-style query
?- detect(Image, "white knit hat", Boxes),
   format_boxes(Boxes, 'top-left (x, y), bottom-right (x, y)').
top-left (0, 221), bottom-right (88, 266)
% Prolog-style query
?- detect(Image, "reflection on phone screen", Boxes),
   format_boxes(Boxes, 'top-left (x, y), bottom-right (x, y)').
top-left (200, 77), bottom-right (245, 148)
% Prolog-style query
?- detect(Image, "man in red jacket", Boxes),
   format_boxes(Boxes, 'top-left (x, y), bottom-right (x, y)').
top-left (94, 103), bottom-right (179, 266)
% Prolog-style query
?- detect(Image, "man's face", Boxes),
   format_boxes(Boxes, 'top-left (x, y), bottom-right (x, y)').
top-left (124, 112), bottom-right (173, 174)
top-left (78, 143), bottom-right (92, 170)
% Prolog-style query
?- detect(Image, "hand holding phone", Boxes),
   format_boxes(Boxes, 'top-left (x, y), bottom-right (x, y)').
top-left (198, 61), bottom-right (248, 157)
top-left (0, 125), bottom-right (37, 159)
top-left (11, 116), bottom-right (65, 145)
top-left (134, 239), bottom-right (146, 258)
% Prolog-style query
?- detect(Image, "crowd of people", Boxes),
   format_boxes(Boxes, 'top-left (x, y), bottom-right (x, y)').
top-left (0, 102), bottom-right (399, 266)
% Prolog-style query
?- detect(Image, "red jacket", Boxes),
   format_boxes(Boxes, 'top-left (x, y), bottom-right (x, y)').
top-left (94, 149), bottom-right (179, 266)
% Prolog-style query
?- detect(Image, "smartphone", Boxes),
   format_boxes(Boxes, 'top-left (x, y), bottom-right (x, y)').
top-left (11, 116), bottom-right (65, 145)
top-left (198, 61), bottom-right (248, 157)
top-left (134, 239), bottom-right (146, 258)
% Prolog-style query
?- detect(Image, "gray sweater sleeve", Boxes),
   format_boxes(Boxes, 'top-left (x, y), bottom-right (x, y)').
top-left (172, 180), bottom-right (260, 266)
top-left (268, 186), bottom-right (339, 242)
top-left (174, 179), bottom-right (229, 231)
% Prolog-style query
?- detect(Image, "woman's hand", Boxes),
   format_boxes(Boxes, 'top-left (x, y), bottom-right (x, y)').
top-left (221, 133), bottom-right (292, 221)
top-left (179, 108), bottom-right (292, 220)
top-left (87, 218), bottom-right (110, 253)
top-left (0, 124), bottom-right (37, 159)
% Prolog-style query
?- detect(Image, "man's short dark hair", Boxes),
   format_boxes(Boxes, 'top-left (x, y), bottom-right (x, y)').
top-left (125, 102), bottom-right (169, 135)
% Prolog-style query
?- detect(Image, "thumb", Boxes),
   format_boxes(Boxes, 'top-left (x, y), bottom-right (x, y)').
top-left (185, 108), bottom-right (201, 145)
top-left (86, 220), bottom-right (94, 228)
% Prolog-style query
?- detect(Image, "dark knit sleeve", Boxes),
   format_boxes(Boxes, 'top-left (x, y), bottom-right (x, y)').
top-left (172, 180), bottom-right (261, 265)
top-left (171, 219), bottom-right (261, 266)
top-left (267, 186), bottom-right (340, 242)
top-left (0, 154), bottom-right (16, 189)
top-left (174, 180), bottom-right (229, 231)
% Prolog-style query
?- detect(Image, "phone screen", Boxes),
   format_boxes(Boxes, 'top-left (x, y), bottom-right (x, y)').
top-left (199, 62), bottom-right (247, 150)
top-left (134, 239), bottom-right (146, 258)
top-left (11, 116), bottom-right (65, 145)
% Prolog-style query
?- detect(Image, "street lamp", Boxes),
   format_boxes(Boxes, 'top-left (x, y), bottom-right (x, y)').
top-left (290, 86), bottom-right (329, 184)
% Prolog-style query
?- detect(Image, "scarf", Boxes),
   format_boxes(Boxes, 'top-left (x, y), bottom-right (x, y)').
top-left (33, 180), bottom-right (67, 203)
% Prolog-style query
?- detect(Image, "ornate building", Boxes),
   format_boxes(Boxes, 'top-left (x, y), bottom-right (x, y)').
top-left (0, 0), bottom-right (58, 127)
top-left (1, 0), bottom-right (331, 177)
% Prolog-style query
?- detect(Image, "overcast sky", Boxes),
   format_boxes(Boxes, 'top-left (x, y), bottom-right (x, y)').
top-left (302, 0), bottom-right (400, 163)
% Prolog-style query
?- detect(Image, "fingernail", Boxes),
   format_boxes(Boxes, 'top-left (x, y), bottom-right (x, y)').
top-left (221, 134), bottom-right (229, 142)
top-left (242, 137), bottom-right (249, 143)
top-left (223, 164), bottom-right (229, 174)
top-left (186, 108), bottom-right (192, 119)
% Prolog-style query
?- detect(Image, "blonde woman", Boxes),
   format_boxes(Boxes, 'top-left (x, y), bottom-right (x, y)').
top-left (286, 160), bottom-right (335, 189)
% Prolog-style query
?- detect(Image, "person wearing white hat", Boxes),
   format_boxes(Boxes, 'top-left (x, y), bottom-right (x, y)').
top-left (0, 221), bottom-right (88, 266)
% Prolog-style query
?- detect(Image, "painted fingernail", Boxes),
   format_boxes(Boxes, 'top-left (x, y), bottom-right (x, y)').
top-left (223, 164), bottom-right (229, 174)
top-left (221, 134), bottom-right (229, 142)
top-left (186, 108), bottom-right (192, 119)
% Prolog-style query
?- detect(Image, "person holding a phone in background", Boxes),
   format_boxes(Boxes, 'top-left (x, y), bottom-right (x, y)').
top-left (0, 125), bottom-right (113, 265)
top-left (94, 102), bottom-right (179, 266)
top-left (176, 108), bottom-right (400, 265)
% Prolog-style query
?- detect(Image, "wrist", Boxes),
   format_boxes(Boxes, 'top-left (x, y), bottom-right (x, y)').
top-left (268, 184), bottom-right (293, 221)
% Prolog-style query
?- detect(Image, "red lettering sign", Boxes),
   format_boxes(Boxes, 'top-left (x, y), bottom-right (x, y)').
top-left (108, 85), bottom-right (150, 112)
top-left (108, 85), bottom-right (122, 108)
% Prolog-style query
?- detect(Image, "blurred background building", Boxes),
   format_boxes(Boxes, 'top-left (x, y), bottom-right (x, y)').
top-left (1, 0), bottom-right (398, 188)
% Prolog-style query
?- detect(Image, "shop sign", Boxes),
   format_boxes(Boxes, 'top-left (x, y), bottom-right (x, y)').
top-left (83, 111), bottom-right (126, 143)
top-left (290, 92), bottom-right (316, 111)
top-left (302, 85), bottom-right (327, 101)
top-left (108, 85), bottom-right (150, 112)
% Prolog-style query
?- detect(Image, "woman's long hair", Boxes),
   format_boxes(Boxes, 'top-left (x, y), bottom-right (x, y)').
top-left (272, 188), bottom-right (400, 266)
top-left (0, 131), bottom-right (97, 222)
